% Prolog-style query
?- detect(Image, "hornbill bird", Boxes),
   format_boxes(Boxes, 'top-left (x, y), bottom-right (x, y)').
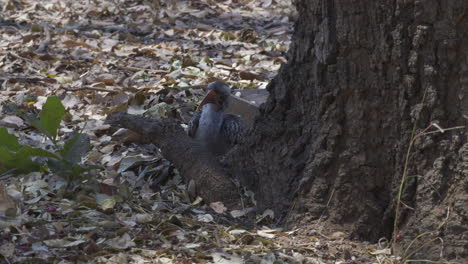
top-left (188, 81), bottom-right (243, 155)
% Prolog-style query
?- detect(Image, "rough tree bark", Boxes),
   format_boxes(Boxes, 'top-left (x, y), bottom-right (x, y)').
top-left (228, 0), bottom-right (467, 261)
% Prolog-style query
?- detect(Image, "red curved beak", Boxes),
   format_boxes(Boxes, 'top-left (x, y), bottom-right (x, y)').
top-left (196, 89), bottom-right (218, 111)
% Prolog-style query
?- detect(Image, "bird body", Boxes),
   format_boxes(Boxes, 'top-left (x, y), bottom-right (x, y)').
top-left (188, 82), bottom-right (243, 155)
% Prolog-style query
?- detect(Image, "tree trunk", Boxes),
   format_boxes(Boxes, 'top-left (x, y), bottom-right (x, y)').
top-left (229, 0), bottom-right (467, 261)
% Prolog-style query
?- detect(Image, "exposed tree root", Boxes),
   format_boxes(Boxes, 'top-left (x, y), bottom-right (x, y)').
top-left (105, 112), bottom-right (241, 208)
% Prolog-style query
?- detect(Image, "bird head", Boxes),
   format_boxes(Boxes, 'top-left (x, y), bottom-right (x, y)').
top-left (197, 81), bottom-right (231, 111)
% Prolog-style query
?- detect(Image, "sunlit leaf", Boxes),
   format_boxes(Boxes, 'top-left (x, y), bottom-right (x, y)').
top-left (96, 193), bottom-right (116, 211)
top-left (39, 96), bottom-right (66, 141)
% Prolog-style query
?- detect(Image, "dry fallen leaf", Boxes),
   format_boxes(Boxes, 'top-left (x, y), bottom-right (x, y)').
top-left (197, 214), bottom-right (214, 223)
top-left (0, 242), bottom-right (15, 258)
top-left (257, 229), bottom-right (277, 239)
top-left (106, 233), bottom-right (136, 250)
top-left (0, 185), bottom-right (16, 217)
top-left (1, 115), bottom-right (25, 128)
top-left (368, 248), bottom-right (392, 255)
top-left (210, 201), bottom-right (227, 214)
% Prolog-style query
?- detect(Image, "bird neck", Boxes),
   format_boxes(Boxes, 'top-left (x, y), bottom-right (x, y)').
top-left (202, 102), bottom-right (225, 112)
top-left (202, 103), bottom-right (223, 117)
top-left (198, 103), bottom-right (224, 138)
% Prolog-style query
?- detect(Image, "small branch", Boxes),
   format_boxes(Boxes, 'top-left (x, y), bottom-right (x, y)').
top-left (0, 73), bottom-right (56, 84)
top-left (0, 168), bottom-right (17, 180)
top-left (173, 84), bottom-right (207, 90)
top-left (422, 125), bottom-right (465, 136)
top-left (35, 26), bottom-right (52, 53)
top-left (61, 86), bottom-right (121, 93)
top-left (62, 23), bottom-right (127, 33)
top-left (113, 65), bottom-right (170, 74)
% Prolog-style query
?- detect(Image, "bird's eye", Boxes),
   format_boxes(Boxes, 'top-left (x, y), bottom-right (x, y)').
top-left (216, 96), bottom-right (224, 105)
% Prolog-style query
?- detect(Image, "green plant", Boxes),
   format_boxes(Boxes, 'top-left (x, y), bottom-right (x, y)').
top-left (389, 79), bottom-right (467, 263)
top-left (391, 122), bottom-right (465, 261)
top-left (0, 96), bottom-right (97, 185)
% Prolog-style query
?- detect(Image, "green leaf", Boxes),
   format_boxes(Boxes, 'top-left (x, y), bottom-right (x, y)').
top-left (0, 145), bottom-right (57, 174)
top-left (48, 159), bottom-right (95, 182)
top-left (0, 146), bottom-right (40, 173)
top-left (27, 116), bottom-right (48, 136)
top-left (60, 133), bottom-right (91, 164)
top-left (39, 97), bottom-right (66, 141)
top-left (0, 128), bottom-right (20, 151)
top-left (17, 146), bottom-right (58, 159)
top-left (0, 147), bottom-right (15, 166)
top-left (47, 159), bottom-right (69, 177)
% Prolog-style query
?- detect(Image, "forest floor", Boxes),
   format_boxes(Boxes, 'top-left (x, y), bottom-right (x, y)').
top-left (0, 0), bottom-right (395, 263)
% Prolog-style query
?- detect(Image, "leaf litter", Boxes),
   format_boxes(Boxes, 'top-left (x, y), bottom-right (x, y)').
top-left (0, 0), bottom-right (388, 263)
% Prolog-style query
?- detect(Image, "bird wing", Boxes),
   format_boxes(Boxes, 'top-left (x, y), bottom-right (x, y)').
top-left (188, 111), bottom-right (201, 138)
top-left (221, 114), bottom-right (243, 145)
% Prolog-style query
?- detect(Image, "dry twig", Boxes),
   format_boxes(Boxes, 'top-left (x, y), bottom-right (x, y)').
top-left (35, 25), bottom-right (52, 53)
top-left (61, 86), bottom-right (121, 93)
